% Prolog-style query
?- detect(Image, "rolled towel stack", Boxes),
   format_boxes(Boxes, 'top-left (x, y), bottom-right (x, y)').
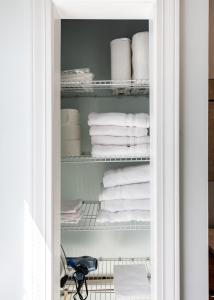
top-left (96, 164), bottom-right (151, 223)
top-left (110, 32), bottom-right (149, 81)
top-left (61, 109), bottom-right (81, 157)
top-left (88, 112), bottom-right (150, 158)
top-left (61, 200), bottom-right (82, 224)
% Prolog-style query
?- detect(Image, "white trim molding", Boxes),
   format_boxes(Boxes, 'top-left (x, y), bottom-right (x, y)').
top-left (30, 1), bottom-right (179, 300)
top-left (154, 0), bottom-right (180, 299)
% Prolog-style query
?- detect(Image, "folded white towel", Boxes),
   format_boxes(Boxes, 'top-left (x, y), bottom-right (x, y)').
top-left (61, 200), bottom-right (82, 213)
top-left (88, 113), bottom-right (150, 128)
top-left (92, 144), bottom-right (150, 158)
top-left (89, 125), bottom-right (148, 137)
top-left (96, 210), bottom-right (150, 223)
top-left (114, 264), bottom-right (150, 299)
top-left (99, 183), bottom-right (150, 201)
top-left (103, 164), bottom-right (150, 188)
top-left (91, 135), bottom-right (150, 146)
top-left (101, 199), bottom-right (150, 212)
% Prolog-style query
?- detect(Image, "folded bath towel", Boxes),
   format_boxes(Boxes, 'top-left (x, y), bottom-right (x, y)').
top-left (61, 199), bottom-right (82, 213)
top-left (96, 210), bottom-right (150, 223)
top-left (92, 144), bottom-right (150, 158)
top-left (91, 135), bottom-right (150, 146)
top-left (88, 112), bottom-right (150, 128)
top-left (99, 183), bottom-right (150, 201)
top-left (103, 164), bottom-right (150, 188)
top-left (101, 199), bottom-right (150, 212)
top-left (114, 264), bottom-right (150, 299)
top-left (89, 125), bottom-right (148, 137)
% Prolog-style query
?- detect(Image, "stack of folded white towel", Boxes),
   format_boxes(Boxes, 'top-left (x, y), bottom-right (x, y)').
top-left (88, 112), bottom-right (150, 158)
top-left (61, 200), bottom-right (82, 224)
top-left (96, 164), bottom-right (150, 223)
top-left (61, 109), bottom-right (81, 157)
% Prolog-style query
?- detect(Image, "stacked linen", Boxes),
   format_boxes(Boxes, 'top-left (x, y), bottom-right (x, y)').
top-left (61, 200), bottom-right (82, 224)
top-left (88, 112), bottom-right (150, 158)
top-left (61, 109), bottom-right (81, 157)
top-left (96, 164), bottom-right (151, 223)
top-left (61, 68), bottom-right (95, 83)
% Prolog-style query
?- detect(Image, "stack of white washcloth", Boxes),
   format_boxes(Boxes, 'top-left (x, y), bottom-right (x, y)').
top-left (61, 68), bottom-right (95, 83)
top-left (96, 164), bottom-right (150, 223)
top-left (88, 112), bottom-right (150, 158)
top-left (61, 200), bottom-right (82, 224)
top-left (61, 109), bottom-right (81, 157)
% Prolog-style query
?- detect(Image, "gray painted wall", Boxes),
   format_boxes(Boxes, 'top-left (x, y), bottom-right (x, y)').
top-left (180, 0), bottom-right (208, 299)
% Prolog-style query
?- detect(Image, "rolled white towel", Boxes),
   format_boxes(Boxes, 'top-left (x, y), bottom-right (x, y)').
top-left (96, 210), bottom-right (150, 223)
top-left (61, 109), bottom-right (80, 125)
top-left (91, 135), bottom-right (150, 146)
top-left (88, 113), bottom-right (150, 128)
top-left (89, 125), bottom-right (148, 137)
top-left (101, 199), bottom-right (150, 212)
top-left (91, 144), bottom-right (150, 158)
top-left (61, 124), bottom-right (80, 140)
top-left (110, 38), bottom-right (131, 81)
top-left (103, 164), bottom-right (150, 188)
top-left (99, 183), bottom-right (150, 201)
top-left (61, 140), bottom-right (81, 157)
top-left (132, 32), bottom-right (149, 80)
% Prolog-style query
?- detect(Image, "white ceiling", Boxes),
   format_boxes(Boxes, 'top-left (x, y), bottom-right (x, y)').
top-left (52, 0), bottom-right (154, 19)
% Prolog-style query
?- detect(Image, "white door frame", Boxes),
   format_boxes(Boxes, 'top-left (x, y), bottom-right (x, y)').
top-left (29, 1), bottom-right (179, 300)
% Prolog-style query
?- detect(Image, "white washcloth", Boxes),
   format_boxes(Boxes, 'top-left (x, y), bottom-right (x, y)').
top-left (92, 144), bottom-right (150, 158)
top-left (103, 164), bottom-right (150, 188)
top-left (91, 135), bottom-right (150, 146)
top-left (114, 264), bottom-right (150, 299)
top-left (88, 113), bottom-right (150, 128)
top-left (61, 200), bottom-right (82, 213)
top-left (89, 125), bottom-right (148, 137)
top-left (101, 199), bottom-right (150, 212)
top-left (99, 183), bottom-right (150, 201)
top-left (96, 210), bottom-right (150, 223)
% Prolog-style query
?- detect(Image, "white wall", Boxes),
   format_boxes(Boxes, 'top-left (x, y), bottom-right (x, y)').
top-left (0, 0), bottom-right (32, 299)
top-left (0, 0), bottom-right (209, 299)
top-left (180, 0), bottom-right (208, 299)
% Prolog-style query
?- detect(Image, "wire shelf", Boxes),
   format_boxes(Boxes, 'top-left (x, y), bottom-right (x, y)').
top-left (62, 257), bottom-right (151, 300)
top-left (61, 79), bottom-right (149, 97)
top-left (61, 201), bottom-right (150, 231)
top-left (61, 155), bottom-right (150, 164)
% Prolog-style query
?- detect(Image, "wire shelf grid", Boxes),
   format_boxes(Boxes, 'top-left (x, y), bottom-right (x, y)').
top-left (61, 201), bottom-right (150, 231)
top-left (61, 155), bottom-right (150, 164)
top-left (61, 79), bottom-right (149, 97)
top-left (62, 257), bottom-right (151, 300)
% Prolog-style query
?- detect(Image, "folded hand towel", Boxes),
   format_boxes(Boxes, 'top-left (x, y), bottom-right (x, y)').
top-left (99, 183), bottom-right (150, 201)
top-left (103, 164), bottom-right (150, 188)
top-left (91, 135), bottom-right (150, 146)
top-left (88, 113), bottom-right (150, 128)
top-left (114, 264), bottom-right (150, 299)
top-left (96, 210), bottom-right (150, 223)
top-left (61, 200), bottom-right (82, 213)
top-left (92, 144), bottom-right (150, 158)
top-left (101, 199), bottom-right (150, 212)
top-left (89, 125), bottom-right (148, 137)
